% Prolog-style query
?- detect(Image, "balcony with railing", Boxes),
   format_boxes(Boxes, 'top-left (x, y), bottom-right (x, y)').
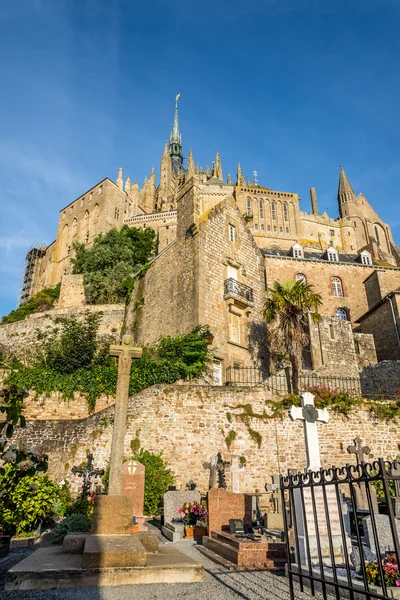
top-left (223, 278), bottom-right (254, 307)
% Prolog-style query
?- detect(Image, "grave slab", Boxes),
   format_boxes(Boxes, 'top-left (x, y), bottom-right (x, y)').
top-left (83, 535), bottom-right (147, 568)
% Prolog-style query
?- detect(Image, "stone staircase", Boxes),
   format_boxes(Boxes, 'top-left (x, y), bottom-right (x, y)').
top-left (197, 530), bottom-right (287, 571)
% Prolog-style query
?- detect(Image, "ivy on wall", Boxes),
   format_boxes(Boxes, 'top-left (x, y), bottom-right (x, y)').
top-left (4, 313), bottom-right (210, 413)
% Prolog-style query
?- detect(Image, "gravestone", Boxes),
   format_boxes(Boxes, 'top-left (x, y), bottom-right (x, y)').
top-left (362, 514), bottom-right (400, 554)
top-left (121, 460), bottom-right (146, 530)
top-left (207, 488), bottom-right (252, 534)
top-left (289, 392), bottom-right (351, 566)
top-left (264, 474), bottom-right (284, 530)
top-left (229, 519), bottom-right (245, 535)
top-left (161, 490), bottom-right (201, 542)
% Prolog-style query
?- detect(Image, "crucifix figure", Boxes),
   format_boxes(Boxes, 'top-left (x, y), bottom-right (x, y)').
top-left (347, 438), bottom-right (371, 464)
top-left (72, 453), bottom-right (104, 497)
top-left (203, 455), bottom-right (218, 489)
top-left (108, 335), bottom-right (142, 496)
top-left (216, 452), bottom-right (230, 489)
top-left (289, 392), bottom-right (329, 471)
top-left (265, 474), bottom-right (282, 514)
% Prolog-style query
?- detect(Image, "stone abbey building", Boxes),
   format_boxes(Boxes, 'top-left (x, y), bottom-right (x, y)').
top-left (11, 97), bottom-right (400, 384)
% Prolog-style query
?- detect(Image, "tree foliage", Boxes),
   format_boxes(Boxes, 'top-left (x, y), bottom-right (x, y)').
top-left (72, 225), bottom-right (156, 304)
top-left (1, 283), bottom-right (61, 324)
top-left (263, 280), bottom-right (322, 395)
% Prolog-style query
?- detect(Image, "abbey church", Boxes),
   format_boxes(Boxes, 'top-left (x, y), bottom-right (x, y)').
top-left (11, 97), bottom-right (400, 384)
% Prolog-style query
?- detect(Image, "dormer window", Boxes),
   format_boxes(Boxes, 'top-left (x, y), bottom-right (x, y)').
top-left (291, 243), bottom-right (304, 259)
top-left (360, 251), bottom-right (372, 265)
top-left (327, 246), bottom-right (338, 262)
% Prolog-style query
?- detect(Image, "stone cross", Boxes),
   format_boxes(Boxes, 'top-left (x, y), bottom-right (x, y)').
top-left (203, 455), bottom-right (218, 489)
top-left (265, 474), bottom-right (282, 513)
top-left (71, 453), bottom-right (104, 497)
top-left (216, 452), bottom-right (230, 489)
top-left (108, 335), bottom-right (142, 496)
top-left (347, 438), bottom-right (371, 464)
top-left (289, 392), bottom-right (329, 471)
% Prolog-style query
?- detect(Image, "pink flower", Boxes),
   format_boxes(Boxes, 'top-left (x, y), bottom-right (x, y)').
top-left (396, 580), bottom-right (400, 587)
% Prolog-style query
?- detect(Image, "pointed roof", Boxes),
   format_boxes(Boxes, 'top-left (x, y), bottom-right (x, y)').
top-left (170, 93), bottom-right (181, 144)
top-left (187, 148), bottom-right (194, 174)
top-left (213, 151), bottom-right (223, 180)
top-left (338, 165), bottom-right (356, 202)
top-left (236, 162), bottom-right (245, 186)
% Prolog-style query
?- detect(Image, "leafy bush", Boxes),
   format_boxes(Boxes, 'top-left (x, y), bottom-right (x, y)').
top-left (52, 514), bottom-right (91, 545)
top-left (64, 494), bottom-right (95, 517)
top-left (52, 481), bottom-right (73, 517)
top-left (132, 449), bottom-right (174, 516)
top-left (0, 467), bottom-right (60, 534)
top-left (1, 284), bottom-right (61, 324)
top-left (72, 225), bottom-right (156, 304)
top-left (307, 385), bottom-right (361, 417)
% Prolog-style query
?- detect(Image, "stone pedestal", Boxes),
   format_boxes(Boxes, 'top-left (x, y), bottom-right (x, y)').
top-left (91, 496), bottom-right (133, 535)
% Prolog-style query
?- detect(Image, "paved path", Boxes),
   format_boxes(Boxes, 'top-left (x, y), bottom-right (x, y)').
top-left (0, 539), bottom-right (327, 600)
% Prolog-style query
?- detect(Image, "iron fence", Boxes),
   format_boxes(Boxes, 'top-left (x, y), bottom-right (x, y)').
top-left (281, 459), bottom-right (400, 600)
top-left (225, 367), bottom-right (399, 399)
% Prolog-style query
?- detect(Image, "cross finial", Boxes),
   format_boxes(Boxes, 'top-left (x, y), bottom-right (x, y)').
top-left (253, 170), bottom-right (258, 185)
top-left (347, 437), bottom-right (371, 464)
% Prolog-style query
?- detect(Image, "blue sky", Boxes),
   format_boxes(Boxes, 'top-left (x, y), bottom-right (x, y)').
top-left (1, 0), bottom-right (400, 316)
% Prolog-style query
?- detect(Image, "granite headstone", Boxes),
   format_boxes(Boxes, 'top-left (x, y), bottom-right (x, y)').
top-left (162, 490), bottom-right (201, 542)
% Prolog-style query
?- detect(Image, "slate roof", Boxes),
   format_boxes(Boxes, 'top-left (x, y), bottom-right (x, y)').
top-left (261, 248), bottom-right (379, 266)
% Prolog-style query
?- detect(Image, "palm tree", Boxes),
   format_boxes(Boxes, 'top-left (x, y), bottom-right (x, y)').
top-left (263, 280), bottom-right (322, 395)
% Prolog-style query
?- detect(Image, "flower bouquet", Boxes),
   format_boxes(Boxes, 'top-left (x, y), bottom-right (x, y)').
top-left (177, 501), bottom-right (207, 538)
top-left (366, 554), bottom-right (400, 588)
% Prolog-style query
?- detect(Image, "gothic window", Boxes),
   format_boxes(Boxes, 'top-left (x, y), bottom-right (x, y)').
top-left (283, 202), bottom-right (288, 221)
top-left (247, 197), bottom-right (252, 215)
top-left (292, 244), bottom-right (303, 258)
top-left (229, 312), bottom-right (241, 344)
top-left (98, 185), bottom-right (103, 194)
top-left (271, 200), bottom-right (276, 220)
top-left (374, 225), bottom-right (381, 246)
top-left (114, 208), bottom-right (120, 219)
top-left (361, 252), bottom-right (372, 265)
top-left (72, 218), bottom-right (77, 235)
top-left (90, 192), bottom-right (93, 201)
top-left (229, 224), bottom-right (235, 243)
top-left (330, 229), bottom-right (335, 237)
top-left (296, 273), bottom-right (307, 283)
top-left (84, 210), bottom-right (89, 221)
top-left (332, 277), bottom-right (344, 297)
top-left (259, 199), bottom-right (264, 219)
top-left (336, 308), bottom-right (347, 320)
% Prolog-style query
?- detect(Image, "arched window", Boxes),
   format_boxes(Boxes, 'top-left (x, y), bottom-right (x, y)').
top-left (332, 277), bottom-right (344, 297)
top-left (72, 218), bottom-right (77, 234)
top-left (247, 197), bottom-right (252, 215)
top-left (259, 199), bottom-right (264, 219)
top-left (296, 273), bottom-right (307, 283)
top-left (283, 202), bottom-right (288, 221)
top-left (374, 225), bottom-right (381, 246)
top-left (336, 308), bottom-right (347, 320)
top-left (84, 210), bottom-right (90, 221)
top-left (271, 200), bottom-right (276, 220)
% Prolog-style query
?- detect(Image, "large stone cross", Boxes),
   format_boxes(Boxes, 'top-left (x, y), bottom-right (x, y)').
top-left (203, 455), bottom-right (218, 489)
top-left (108, 335), bottom-right (142, 496)
top-left (289, 392), bottom-right (329, 471)
top-left (265, 474), bottom-right (282, 513)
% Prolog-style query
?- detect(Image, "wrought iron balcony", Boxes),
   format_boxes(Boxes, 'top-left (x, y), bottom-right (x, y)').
top-left (223, 278), bottom-right (254, 305)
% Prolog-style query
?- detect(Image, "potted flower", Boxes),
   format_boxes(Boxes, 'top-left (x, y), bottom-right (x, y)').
top-left (177, 501), bottom-right (207, 538)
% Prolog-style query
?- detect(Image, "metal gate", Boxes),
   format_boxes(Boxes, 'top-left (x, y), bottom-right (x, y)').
top-left (280, 459), bottom-right (400, 600)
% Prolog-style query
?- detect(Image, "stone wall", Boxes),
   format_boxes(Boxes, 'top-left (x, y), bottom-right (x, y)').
top-left (360, 361), bottom-right (400, 397)
top-left (11, 384), bottom-right (400, 495)
top-left (0, 304), bottom-right (124, 355)
top-left (57, 274), bottom-right (86, 308)
top-left (358, 293), bottom-right (400, 362)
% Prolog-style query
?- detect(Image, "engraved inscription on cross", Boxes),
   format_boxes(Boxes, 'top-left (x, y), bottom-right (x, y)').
top-left (289, 392), bottom-right (329, 471)
top-left (347, 437), bottom-right (371, 465)
top-left (108, 335), bottom-right (142, 496)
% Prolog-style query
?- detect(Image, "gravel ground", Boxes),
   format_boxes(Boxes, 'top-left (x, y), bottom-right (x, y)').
top-left (0, 537), bottom-right (331, 600)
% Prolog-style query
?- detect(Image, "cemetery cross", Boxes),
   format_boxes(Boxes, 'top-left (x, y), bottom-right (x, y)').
top-left (203, 454), bottom-right (218, 489)
top-left (347, 438), bottom-right (371, 464)
top-left (289, 392), bottom-right (329, 471)
top-left (71, 452), bottom-right (105, 497)
top-left (108, 335), bottom-right (143, 496)
top-left (265, 474), bottom-right (282, 513)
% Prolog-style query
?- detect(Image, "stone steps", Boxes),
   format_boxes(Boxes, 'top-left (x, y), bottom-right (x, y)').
top-left (201, 532), bottom-right (287, 571)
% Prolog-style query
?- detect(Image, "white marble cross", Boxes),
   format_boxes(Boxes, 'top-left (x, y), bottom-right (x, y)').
top-left (289, 392), bottom-right (329, 471)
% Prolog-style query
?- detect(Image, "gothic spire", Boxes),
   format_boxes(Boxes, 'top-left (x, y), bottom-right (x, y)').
top-left (227, 172), bottom-right (232, 185)
top-left (337, 165), bottom-right (356, 207)
top-left (169, 94), bottom-right (183, 174)
top-left (163, 140), bottom-right (169, 156)
top-left (213, 151), bottom-right (223, 180)
top-left (187, 149), bottom-right (195, 175)
top-left (236, 162), bottom-right (245, 186)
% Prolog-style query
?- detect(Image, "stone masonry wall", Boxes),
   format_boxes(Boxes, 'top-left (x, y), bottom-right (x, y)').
top-left (0, 304), bottom-right (124, 355)
top-left (358, 294), bottom-right (400, 362)
top-left (11, 384), bottom-right (400, 496)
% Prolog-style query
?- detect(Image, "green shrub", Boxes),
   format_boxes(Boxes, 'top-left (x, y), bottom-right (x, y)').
top-left (52, 481), bottom-right (73, 517)
top-left (64, 496), bottom-right (93, 517)
top-left (1, 284), bottom-right (61, 324)
top-left (52, 514), bottom-right (91, 545)
top-left (0, 468), bottom-right (60, 534)
top-left (72, 225), bottom-right (156, 304)
top-left (132, 449), bottom-right (174, 516)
